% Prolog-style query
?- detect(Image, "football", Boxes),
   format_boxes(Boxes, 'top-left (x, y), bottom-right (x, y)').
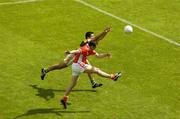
top-left (124, 25), bottom-right (133, 33)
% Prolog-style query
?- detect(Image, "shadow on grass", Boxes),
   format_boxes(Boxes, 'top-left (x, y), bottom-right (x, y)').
top-left (30, 84), bottom-right (96, 101)
top-left (13, 108), bottom-right (90, 119)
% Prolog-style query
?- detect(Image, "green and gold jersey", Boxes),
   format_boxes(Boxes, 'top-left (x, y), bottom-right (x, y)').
top-left (80, 39), bottom-right (89, 47)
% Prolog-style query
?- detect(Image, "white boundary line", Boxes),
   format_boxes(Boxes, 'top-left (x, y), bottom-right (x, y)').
top-left (0, 0), bottom-right (39, 6)
top-left (75, 0), bottom-right (180, 47)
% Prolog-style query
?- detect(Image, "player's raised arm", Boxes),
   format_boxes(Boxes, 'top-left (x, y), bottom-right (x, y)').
top-left (92, 26), bottom-right (111, 44)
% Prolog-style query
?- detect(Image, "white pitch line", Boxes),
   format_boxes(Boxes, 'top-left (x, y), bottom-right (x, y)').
top-left (75, 0), bottom-right (180, 47)
top-left (0, 0), bottom-right (39, 6)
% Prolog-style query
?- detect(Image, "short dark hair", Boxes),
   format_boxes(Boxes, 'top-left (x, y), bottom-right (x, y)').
top-left (85, 31), bottom-right (94, 39)
top-left (88, 41), bottom-right (96, 47)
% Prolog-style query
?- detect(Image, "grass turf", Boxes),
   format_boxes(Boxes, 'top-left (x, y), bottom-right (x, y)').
top-left (0, 0), bottom-right (179, 119)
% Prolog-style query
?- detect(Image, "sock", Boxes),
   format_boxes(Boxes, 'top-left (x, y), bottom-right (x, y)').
top-left (110, 74), bottom-right (115, 80)
top-left (45, 68), bottom-right (49, 73)
top-left (91, 79), bottom-right (96, 84)
top-left (63, 96), bottom-right (69, 102)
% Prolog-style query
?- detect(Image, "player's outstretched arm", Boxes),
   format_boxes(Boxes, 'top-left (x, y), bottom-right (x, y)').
top-left (95, 53), bottom-right (112, 58)
top-left (92, 26), bottom-right (111, 44)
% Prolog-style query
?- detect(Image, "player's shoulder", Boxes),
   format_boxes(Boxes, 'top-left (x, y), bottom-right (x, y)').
top-left (80, 39), bottom-right (92, 47)
top-left (80, 39), bottom-right (87, 47)
top-left (80, 44), bottom-right (89, 51)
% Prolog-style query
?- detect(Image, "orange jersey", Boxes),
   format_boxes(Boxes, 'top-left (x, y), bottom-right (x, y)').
top-left (73, 44), bottom-right (96, 64)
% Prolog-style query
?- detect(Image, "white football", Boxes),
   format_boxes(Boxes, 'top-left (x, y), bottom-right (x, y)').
top-left (124, 25), bottom-right (133, 33)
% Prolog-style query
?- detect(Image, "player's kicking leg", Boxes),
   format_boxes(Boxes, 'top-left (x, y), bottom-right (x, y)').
top-left (84, 65), bottom-right (122, 81)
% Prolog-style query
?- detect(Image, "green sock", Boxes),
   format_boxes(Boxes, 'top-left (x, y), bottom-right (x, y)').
top-left (45, 68), bottom-right (49, 73)
top-left (91, 80), bottom-right (96, 84)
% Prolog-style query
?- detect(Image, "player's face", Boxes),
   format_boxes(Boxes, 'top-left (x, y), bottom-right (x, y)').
top-left (90, 34), bottom-right (95, 39)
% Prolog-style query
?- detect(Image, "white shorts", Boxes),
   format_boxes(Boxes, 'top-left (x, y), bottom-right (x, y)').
top-left (72, 63), bottom-right (90, 76)
top-left (63, 54), bottom-right (75, 66)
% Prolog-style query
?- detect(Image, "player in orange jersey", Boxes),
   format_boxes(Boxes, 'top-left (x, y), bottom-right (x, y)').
top-left (61, 41), bottom-right (121, 109)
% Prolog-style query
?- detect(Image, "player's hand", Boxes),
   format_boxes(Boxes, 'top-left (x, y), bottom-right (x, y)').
top-left (107, 53), bottom-right (112, 58)
top-left (104, 26), bottom-right (112, 33)
top-left (65, 50), bottom-right (70, 55)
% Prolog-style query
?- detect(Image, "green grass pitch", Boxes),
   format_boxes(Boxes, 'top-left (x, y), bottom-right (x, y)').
top-left (0, 0), bottom-right (179, 119)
